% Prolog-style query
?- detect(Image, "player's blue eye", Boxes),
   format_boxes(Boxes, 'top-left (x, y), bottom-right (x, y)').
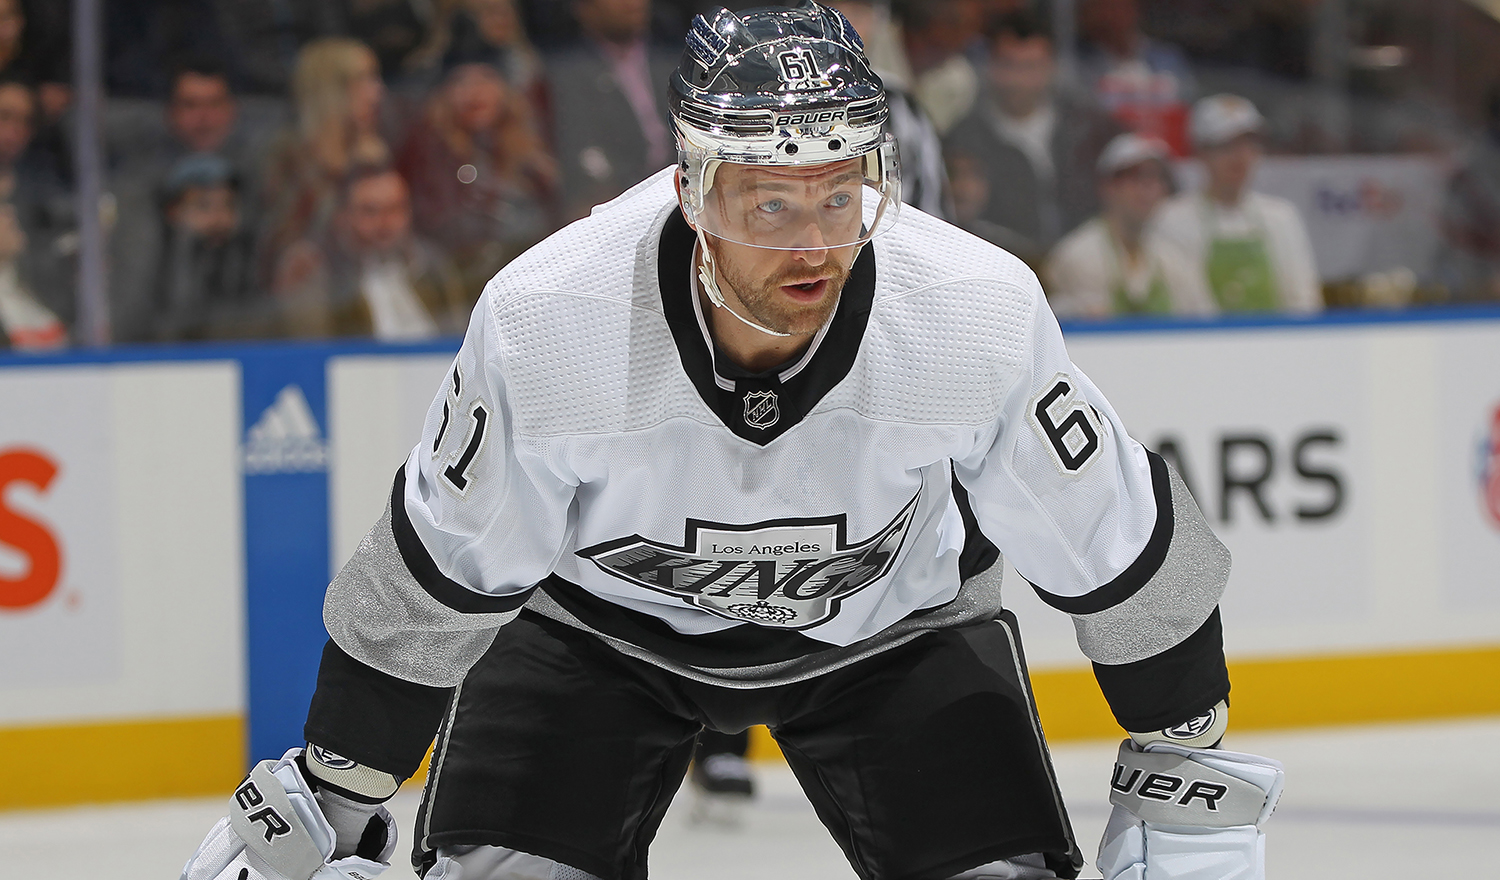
top-left (759, 198), bottom-right (786, 214)
top-left (827, 192), bottom-right (852, 208)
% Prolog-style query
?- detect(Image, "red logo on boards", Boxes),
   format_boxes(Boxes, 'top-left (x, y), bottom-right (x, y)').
top-left (1483, 405), bottom-right (1500, 531)
top-left (0, 448), bottom-right (62, 609)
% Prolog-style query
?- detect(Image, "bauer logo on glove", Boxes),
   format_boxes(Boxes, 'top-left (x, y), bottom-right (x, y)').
top-left (234, 780), bottom-right (295, 843)
top-left (1109, 763), bottom-right (1231, 813)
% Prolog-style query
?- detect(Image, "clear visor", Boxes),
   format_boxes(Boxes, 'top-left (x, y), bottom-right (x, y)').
top-left (684, 140), bottom-right (901, 251)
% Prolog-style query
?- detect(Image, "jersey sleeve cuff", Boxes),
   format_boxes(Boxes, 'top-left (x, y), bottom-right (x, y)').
top-left (304, 639), bottom-right (454, 779)
top-left (1091, 607), bottom-right (1231, 733)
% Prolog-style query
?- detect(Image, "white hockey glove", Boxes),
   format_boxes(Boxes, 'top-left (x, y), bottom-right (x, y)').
top-left (180, 749), bottom-right (398, 880)
top-left (1096, 738), bottom-right (1284, 880)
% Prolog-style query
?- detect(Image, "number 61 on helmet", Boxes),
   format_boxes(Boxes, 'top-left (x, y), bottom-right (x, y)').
top-left (669, 0), bottom-right (902, 254)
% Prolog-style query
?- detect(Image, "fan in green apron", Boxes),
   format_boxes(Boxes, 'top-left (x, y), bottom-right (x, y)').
top-left (1109, 250), bottom-right (1173, 313)
top-left (1098, 133), bottom-right (1177, 314)
top-left (1201, 208), bottom-right (1278, 311)
top-left (1191, 95), bottom-right (1282, 311)
top-left (1045, 132), bottom-right (1217, 319)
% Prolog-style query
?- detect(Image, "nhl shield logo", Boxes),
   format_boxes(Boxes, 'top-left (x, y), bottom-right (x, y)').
top-left (744, 390), bottom-right (780, 429)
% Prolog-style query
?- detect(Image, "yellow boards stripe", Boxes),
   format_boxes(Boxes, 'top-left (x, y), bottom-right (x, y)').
top-left (1029, 644), bottom-right (1500, 741)
top-left (6, 645), bottom-right (1500, 807)
top-left (0, 715), bottom-right (244, 810)
top-left (750, 644), bottom-right (1500, 759)
top-left (1224, 644), bottom-right (1500, 730)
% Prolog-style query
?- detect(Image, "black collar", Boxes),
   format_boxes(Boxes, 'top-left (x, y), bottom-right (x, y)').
top-left (657, 209), bottom-right (876, 445)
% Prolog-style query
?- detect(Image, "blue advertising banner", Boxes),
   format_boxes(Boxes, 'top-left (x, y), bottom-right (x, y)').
top-left (240, 349), bottom-right (333, 763)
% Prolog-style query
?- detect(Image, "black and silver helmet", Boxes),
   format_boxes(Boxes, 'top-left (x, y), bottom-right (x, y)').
top-left (670, 0), bottom-right (902, 250)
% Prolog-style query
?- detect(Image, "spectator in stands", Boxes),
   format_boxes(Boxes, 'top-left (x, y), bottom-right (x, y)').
top-left (167, 60), bottom-right (243, 157)
top-left (1046, 133), bottom-right (1215, 319)
top-left (343, 0), bottom-right (438, 82)
top-left (0, 0), bottom-right (69, 175)
top-left (111, 59), bottom-right (277, 342)
top-left (114, 58), bottom-right (269, 202)
top-left (105, 0), bottom-right (231, 97)
top-left (148, 154), bottom-right (268, 341)
top-left (397, 54), bottom-right (556, 292)
top-left (260, 38), bottom-right (390, 290)
top-left (1154, 95), bottom-right (1322, 313)
top-left (896, 0), bottom-right (981, 136)
top-left (943, 10), bottom-right (1119, 266)
top-left (0, 77), bottom-right (71, 340)
top-left (0, 75), bottom-right (49, 187)
top-left (828, 0), bottom-right (951, 219)
top-left (213, 1), bottom-right (345, 95)
top-left (273, 165), bottom-right (466, 340)
top-left (0, 202), bottom-right (62, 350)
top-left (1076, 0), bottom-right (1196, 157)
top-left (515, 0), bottom-right (687, 50)
top-left (545, 0), bottom-right (675, 219)
top-left (0, 0), bottom-right (64, 110)
top-left (444, 0), bottom-right (546, 104)
top-left (0, 200), bottom-right (59, 352)
top-left (1435, 87), bottom-right (1500, 304)
top-left (947, 151), bottom-right (1020, 252)
top-left (829, 0), bottom-right (914, 87)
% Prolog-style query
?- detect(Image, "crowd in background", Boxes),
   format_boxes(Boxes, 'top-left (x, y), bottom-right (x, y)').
top-left (2, 0), bottom-right (1500, 349)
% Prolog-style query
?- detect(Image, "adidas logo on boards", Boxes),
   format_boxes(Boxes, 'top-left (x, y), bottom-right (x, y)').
top-left (243, 384), bottom-right (330, 474)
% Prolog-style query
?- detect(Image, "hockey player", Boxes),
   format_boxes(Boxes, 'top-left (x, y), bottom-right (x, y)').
top-left (182, 3), bottom-right (1283, 879)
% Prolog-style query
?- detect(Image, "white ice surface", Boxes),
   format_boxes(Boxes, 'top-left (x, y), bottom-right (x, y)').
top-left (3, 717), bottom-right (1496, 879)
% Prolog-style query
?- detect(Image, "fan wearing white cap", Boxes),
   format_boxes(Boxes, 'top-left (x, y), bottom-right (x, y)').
top-left (1153, 94), bottom-right (1323, 313)
top-left (1045, 133), bottom-right (1216, 319)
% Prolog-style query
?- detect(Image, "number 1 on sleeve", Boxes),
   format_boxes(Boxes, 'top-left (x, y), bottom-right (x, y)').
top-left (443, 403), bottom-right (489, 493)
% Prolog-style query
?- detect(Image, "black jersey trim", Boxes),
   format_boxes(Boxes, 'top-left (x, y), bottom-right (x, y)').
top-left (1028, 451), bottom-right (1173, 615)
top-left (657, 209), bottom-right (876, 445)
top-left (1090, 608), bottom-right (1231, 733)
top-left (389, 466), bottom-right (537, 614)
top-left (952, 468), bottom-right (1001, 581)
top-left (304, 639), bottom-right (453, 779)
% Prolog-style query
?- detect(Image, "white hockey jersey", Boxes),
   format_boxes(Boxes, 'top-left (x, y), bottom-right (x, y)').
top-left (323, 168), bottom-right (1229, 692)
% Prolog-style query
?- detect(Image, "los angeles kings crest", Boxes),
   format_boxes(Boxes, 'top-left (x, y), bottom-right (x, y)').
top-left (577, 493), bottom-right (920, 629)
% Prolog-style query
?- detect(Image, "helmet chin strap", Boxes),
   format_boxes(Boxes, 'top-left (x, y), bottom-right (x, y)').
top-left (694, 228), bottom-right (793, 338)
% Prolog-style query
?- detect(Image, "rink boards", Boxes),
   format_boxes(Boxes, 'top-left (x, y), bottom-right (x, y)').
top-left (2, 311), bottom-right (1498, 808)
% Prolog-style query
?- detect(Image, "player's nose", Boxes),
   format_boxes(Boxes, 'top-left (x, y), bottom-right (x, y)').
top-left (790, 223), bottom-right (829, 265)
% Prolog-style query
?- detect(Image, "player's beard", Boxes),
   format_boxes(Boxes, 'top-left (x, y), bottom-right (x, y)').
top-left (708, 238), bottom-right (851, 336)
